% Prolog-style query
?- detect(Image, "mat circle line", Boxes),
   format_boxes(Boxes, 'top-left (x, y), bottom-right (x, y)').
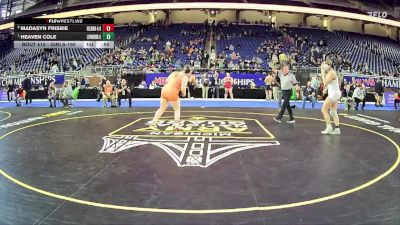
top-left (0, 110), bottom-right (11, 121)
top-left (0, 111), bottom-right (398, 214)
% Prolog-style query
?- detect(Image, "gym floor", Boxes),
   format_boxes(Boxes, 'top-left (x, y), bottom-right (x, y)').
top-left (0, 106), bottom-right (399, 225)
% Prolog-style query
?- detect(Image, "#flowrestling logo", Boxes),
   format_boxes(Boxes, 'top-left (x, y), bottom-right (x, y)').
top-left (100, 116), bottom-right (280, 168)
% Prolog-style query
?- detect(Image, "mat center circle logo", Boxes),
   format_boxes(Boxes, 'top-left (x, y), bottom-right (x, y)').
top-left (100, 115), bottom-right (280, 167)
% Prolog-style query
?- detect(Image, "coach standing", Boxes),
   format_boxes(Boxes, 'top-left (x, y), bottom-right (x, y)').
top-left (22, 75), bottom-right (32, 105)
top-left (273, 64), bottom-right (298, 123)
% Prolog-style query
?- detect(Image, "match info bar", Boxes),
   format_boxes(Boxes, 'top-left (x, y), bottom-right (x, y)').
top-left (14, 18), bottom-right (114, 49)
top-left (14, 41), bottom-right (114, 49)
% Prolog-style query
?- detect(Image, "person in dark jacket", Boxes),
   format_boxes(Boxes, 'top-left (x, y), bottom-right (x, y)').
top-left (7, 82), bottom-right (15, 102)
top-left (22, 75), bottom-right (32, 104)
top-left (374, 78), bottom-right (384, 107)
top-left (210, 71), bottom-right (220, 98)
top-left (116, 79), bottom-right (132, 107)
top-left (301, 81), bottom-right (316, 109)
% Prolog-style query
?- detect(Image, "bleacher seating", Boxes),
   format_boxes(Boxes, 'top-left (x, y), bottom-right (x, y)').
top-left (0, 24), bottom-right (399, 75)
top-left (217, 25), bottom-right (270, 68)
top-left (125, 23), bottom-right (206, 68)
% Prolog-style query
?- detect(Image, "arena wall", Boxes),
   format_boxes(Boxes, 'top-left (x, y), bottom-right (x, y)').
top-left (215, 10), bottom-right (236, 23)
top-left (306, 15), bottom-right (322, 27)
top-left (113, 11), bottom-right (166, 24)
top-left (275, 12), bottom-right (303, 26)
top-left (170, 10), bottom-right (208, 24)
top-left (239, 10), bottom-right (272, 23)
top-left (331, 18), bottom-right (362, 33)
top-left (109, 10), bottom-right (395, 40)
top-left (365, 23), bottom-right (388, 37)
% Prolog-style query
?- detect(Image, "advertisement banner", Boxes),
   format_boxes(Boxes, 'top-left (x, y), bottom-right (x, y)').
top-left (146, 72), bottom-right (267, 87)
top-left (343, 74), bottom-right (400, 89)
top-left (0, 74), bottom-right (65, 87)
top-left (384, 92), bottom-right (395, 105)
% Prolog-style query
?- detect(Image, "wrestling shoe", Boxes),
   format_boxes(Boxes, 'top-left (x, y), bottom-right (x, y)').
top-left (329, 128), bottom-right (341, 135)
top-left (321, 125), bottom-right (333, 135)
top-left (145, 120), bottom-right (157, 127)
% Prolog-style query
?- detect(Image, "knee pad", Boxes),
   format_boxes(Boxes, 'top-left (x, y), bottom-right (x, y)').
top-left (330, 109), bottom-right (338, 118)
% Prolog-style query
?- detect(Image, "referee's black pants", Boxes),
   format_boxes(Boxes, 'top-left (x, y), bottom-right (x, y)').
top-left (277, 90), bottom-right (294, 120)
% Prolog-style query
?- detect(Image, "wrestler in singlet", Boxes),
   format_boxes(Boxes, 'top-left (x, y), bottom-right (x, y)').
top-left (224, 76), bottom-right (233, 89)
top-left (224, 73), bottom-right (234, 99)
top-left (264, 73), bottom-right (273, 100)
top-left (161, 72), bottom-right (182, 102)
top-left (321, 60), bottom-right (341, 135)
top-left (151, 66), bottom-right (191, 129)
top-left (265, 74), bottom-right (273, 90)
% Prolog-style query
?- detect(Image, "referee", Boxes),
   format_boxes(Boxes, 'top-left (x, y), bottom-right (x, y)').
top-left (273, 64), bottom-right (298, 123)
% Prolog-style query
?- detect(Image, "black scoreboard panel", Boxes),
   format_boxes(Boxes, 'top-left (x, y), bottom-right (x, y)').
top-left (14, 18), bottom-right (115, 49)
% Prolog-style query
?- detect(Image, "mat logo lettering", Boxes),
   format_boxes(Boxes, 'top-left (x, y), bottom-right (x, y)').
top-left (100, 116), bottom-right (279, 168)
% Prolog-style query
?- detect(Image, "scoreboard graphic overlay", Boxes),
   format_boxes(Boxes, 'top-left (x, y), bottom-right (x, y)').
top-left (14, 18), bottom-right (114, 49)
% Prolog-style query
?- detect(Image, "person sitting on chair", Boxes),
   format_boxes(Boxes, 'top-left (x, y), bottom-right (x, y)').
top-left (341, 84), bottom-right (353, 110)
top-left (301, 81), bottom-right (316, 109)
top-left (48, 81), bottom-right (57, 107)
top-left (149, 80), bottom-right (158, 90)
top-left (117, 79), bottom-right (132, 107)
top-left (102, 80), bottom-right (116, 108)
top-left (60, 81), bottom-right (73, 108)
top-left (352, 83), bottom-right (366, 110)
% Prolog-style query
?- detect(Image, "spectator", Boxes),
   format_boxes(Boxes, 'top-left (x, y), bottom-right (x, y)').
top-left (341, 84), bottom-right (353, 110)
top-left (72, 76), bottom-right (79, 89)
top-left (102, 80), bottom-right (116, 108)
top-left (352, 84), bottom-right (366, 110)
top-left (311, 76), bottom-right (320, 98)
top-left (140, 80), bottom-right (147, 88)
top-left (201, 73), bottom-right (210, 99)
top-left (349, 77), bottom-right (357, 92)
top-left (279, 52), bottom-right (287, 64)
top-left (188, 73), bottom-right (196, 98)
top-left (301, 81), bottom-right (316, 109)
top-left (84, 76), bottom-right (90, 88)
top-left (97, 76), bottom-right (107, 102)
top-left (60, 81), bottom-right (73, 108)
top-left (47, 81), bottom-right (57, 108)
top-left (249, 81), bottom-right (256, 89)
top-left (117, 79), bottom-right (132, 108)
top-left (272, 53), bottom-right (279, 66)
top-left (80, 77), bottom-right (86, 89)
top-left (272, 70), bottom-right (282, 107)
top-left (149, 80), bottom-right (158, 89)
top-left (50, 64), bottom-right (59, 73)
